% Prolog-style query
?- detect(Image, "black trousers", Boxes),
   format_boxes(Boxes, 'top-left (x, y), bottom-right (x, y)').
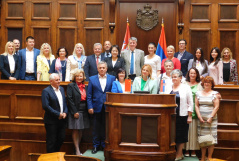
top-left (44, 120), bottom-right (67, 153)
top-left (92, 107), bottom-right (105, 148)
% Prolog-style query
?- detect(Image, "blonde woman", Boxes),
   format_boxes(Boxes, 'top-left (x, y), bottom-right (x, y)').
top-left (67, 69), bottom-right (90, 155)
top-left (65, 43), bottom-right (87, 82)
top-left (37, 43), bottom-right (55, 81)
top-left (132, 64), bottom-right (158, 94)
top-left (221, 47), bottom-right (238, 83)
top-left (0, 41), bottom-right (20, 80)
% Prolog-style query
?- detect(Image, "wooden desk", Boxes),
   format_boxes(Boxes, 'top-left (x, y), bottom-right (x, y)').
top-left (105, 93), bottom-right (177, 161)
top-left (213, 85), bottom-right (239, 161)
top-left (0, 145), bottom-right (11, 161)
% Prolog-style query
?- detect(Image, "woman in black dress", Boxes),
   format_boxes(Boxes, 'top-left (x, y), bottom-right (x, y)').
top-left (67, 69), bottom-right (90, 155)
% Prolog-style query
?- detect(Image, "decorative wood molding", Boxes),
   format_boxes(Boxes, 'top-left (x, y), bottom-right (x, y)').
top-left (109, 0), bottom-right (116, 33)
top-left (178, 0), bottom-right (185, 34)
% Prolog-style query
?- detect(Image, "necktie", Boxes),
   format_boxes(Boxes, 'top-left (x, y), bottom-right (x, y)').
top-left (130, 51), bottom-right (134, 74)
top-left (96, 56), bottom-right (99, 66)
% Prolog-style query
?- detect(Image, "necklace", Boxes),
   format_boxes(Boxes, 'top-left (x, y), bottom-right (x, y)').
top-left (61, 60), bottom-right (67, 67)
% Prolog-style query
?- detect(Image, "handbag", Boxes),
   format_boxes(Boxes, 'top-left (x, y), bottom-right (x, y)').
top-left (198, 123), bottom-right (216, 147)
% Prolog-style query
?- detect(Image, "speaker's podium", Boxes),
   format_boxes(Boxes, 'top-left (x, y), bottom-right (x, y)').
top-left (104, 93), bottom-right (177, 161)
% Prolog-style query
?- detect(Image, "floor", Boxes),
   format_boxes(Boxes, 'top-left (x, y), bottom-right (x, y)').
top-left (82, 150), bottom-right (200, 161)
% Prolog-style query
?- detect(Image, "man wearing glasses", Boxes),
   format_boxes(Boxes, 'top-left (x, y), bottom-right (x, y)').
top-left (174, 39), bottom-right (193, 76)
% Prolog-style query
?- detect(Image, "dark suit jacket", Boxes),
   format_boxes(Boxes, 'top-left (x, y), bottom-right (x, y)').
top-left (105, 57), bottom-right (125, 77)
top-left (19, 48), bottom-right (40, 80)
top-left (42, 86), bottom-right (68, 124)
top-left (87, 74), bottom-right (115, 113)
top-left (0, 54), bottom-right (20, 79)
top-left (174, 51), bottom-right (193, 76)
top-left (84, 53), bottom-right (105, 81)
top-left (67, 82), bottom-right (88, 115)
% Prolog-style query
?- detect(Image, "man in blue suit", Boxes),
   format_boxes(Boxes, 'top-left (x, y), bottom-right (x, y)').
top-left (87, 61), bottom-right (115, 154)
top-left (42, 73), bottom-right (68, 153)
top-left (19, 36), bottom-right (40, 80)
top-left (84, 43), bottom-right (106, 81)
top-left (174, 39), bottom-right (193, 76)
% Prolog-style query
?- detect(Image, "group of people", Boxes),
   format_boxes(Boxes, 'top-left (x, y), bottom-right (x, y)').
top-left (1, 36), bottom-right (225, 161)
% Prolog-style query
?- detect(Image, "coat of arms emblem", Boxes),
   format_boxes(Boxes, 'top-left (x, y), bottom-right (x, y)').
top-left (136, 4), bottom-right (158, 31)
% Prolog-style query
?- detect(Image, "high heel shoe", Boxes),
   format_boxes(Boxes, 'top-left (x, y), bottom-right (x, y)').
top-left (175, 155), bottom-right (184, 161)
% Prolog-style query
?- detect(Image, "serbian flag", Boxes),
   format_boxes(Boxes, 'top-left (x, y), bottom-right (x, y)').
top-left (121, 19), bottom-right (131, 51)
top-left (156, 20), bottom-right (167, 61)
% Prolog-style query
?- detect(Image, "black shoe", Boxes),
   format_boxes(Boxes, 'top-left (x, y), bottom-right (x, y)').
top-left (91, 147), bottom-right (98, 154)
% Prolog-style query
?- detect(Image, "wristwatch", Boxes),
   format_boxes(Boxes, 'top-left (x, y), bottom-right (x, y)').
top-left (210, 115), bottom-right (214, 118)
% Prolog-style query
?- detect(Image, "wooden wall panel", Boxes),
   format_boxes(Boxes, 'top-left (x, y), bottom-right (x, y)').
top-left (16, 95), bottom-right (43, 120)
top-left (219, 30), bottom-right (237, 58)
top-left (58, 2), bottom-right (77, 20)
top-left (32, 2), bottom-right (51, 20)
top-left (85, 3), bottom-right (104, 20)
top-left (0, 94), bottom-right (11, 119)
top-left (58, 27), bottom-right (77, 55)
top-left (219, 4), bottom-right (238, 22)
top-left (7, 28), bottom-right (22, 46)
top-left (32, 27), bottom-right (50, 50)
top-left (1, 0), bottom-right (107, 56)
top-left (85, 28), bottom-right (103, 56)
top-left (190, 29), bottom-right (210, 60)
top-left (190, 3), bottom-right (211, 22)
top-left (6, 2), bottom-right (24, 19)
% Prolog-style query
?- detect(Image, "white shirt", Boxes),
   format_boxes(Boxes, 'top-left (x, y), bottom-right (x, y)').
top-left (8, 54), bottom-right (15, 73)
top-left (52, 86), bottom-right (63, 113)
top-left (129, 50), bottom-right (136, 74)
top-left (26, 48), bottom-right (34, 73)
top-left (144, 55), bottom-right (161, 79)
top-left (196, 60), bottom-right (204, 75)
top-left (120, 82), bottom-right (125, 93)
top-left (112, 60), bottom-right (117, 67)
top-left (99, 74), bottom-right (107, 92)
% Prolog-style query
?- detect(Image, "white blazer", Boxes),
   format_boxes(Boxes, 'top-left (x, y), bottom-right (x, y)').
top-left (165, 83), bottom-right (193, 116)
top-left (65, 55), bottom-right (86, 82)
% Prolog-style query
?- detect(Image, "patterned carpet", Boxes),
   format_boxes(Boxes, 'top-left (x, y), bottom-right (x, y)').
top-left (82, 149), bottom-right (200, 161)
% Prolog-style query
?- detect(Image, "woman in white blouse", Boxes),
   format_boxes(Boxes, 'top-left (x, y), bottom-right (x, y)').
top-left (188, 47), bottom-right (209, 80)
top-left (208, 47), bottom-right (223, 85)
top-left (0, 41), bottom-right (20, 80)
top-left (144, 42), bottom-right (161, 79)
top-left (65, 43), bottom-right (87, 82)
top-left (165, 69), bottom-right (193, 161)
top-left (37, 43), bottom-right (55, 81)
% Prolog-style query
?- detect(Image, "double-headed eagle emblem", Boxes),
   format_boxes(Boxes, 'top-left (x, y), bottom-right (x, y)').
top-left (136, 4), bottom-right (158, 31)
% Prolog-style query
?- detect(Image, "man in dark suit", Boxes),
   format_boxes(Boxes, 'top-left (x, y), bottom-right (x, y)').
top-left (174, 39), bottom-right (193, 76)
top-left (13, 39), bottom-right (21, 56)
top-left (87, 61), bottom-right (115, 154)
top-left (19, 36), bottom-right (40, 80)
top-left (84, 43), bottom-right (105, 81)
top-left (42, 73), bottom-right (68, 153)
top-left (102, 41), bottom-right (112, 58)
